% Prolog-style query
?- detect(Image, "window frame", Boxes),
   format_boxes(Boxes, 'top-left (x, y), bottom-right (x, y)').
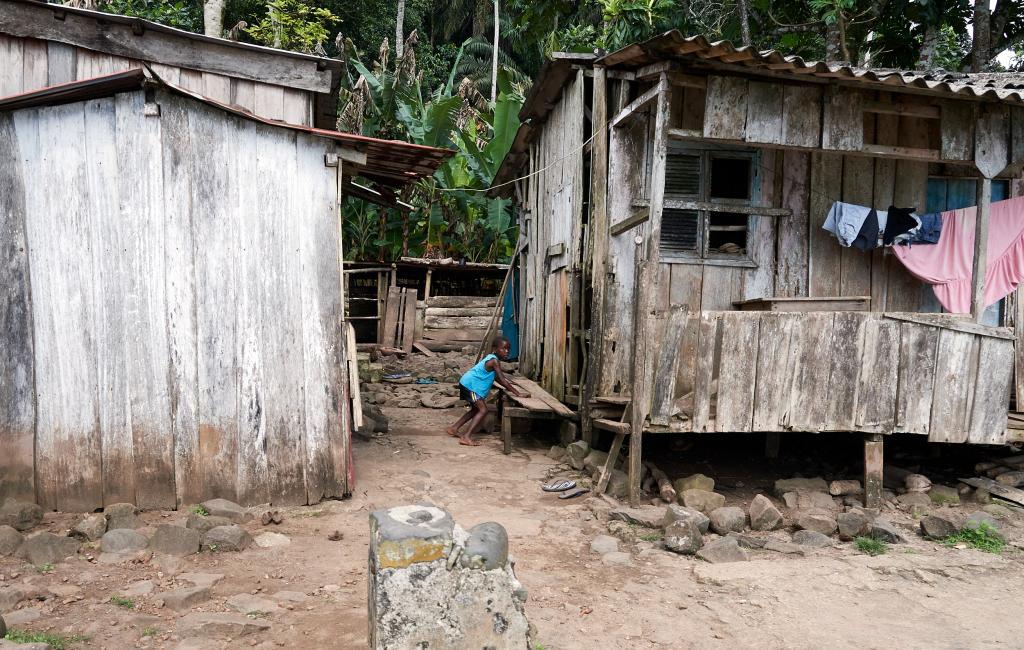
top-left (640, 143), bottom-right (762, 267)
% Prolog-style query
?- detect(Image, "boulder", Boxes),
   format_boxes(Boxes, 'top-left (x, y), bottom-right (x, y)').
top-left (253, 532), bottom-right (290, 548)
top-left (896, 492), bottom-right (931, 513)
top-left (983, 504), bottom-right (1013, 518)
top-left (782, 491), bottom-right (838, 511)
top-left (119, 580), bottom-right (156, 597)
top-left (726, 532), bottom-right (767, 549)
top-left (870, 518), bottom-right (907, 543)
top-left (601, 551), bottom-right (632, 566)
top-left (565, 441), bottom-right (590, 470)
top-left (150, 525), bottom-right (202, 556)
top-left (177, 612), bottom-right (270, 638)
top-left (15, 532), bottom-right (81, 565)
top-left (904, 474), bottom-right (932, 493)
top-left (663, 520), bottom-right (703, 555)
top-left (792, 530), bottom-right (834, 548)
top-left (609, 506), bottom-right (665, 529)
top-left (696, 536), bottom-right (748, 563)
top-left (104, 502), bottom-right (141, 530)
top-left (605, 469), bottom-right (630, 500)
top-left (674, 473), bottom-right (715, 493)
top-left (763, 540), bottom-right (806, 556)
top-left (70, 514), bottom-right (107, 541)
top-left (583, 450), bottom-right (609, 474)
top-left (681, 489), bottom-right (726, 514)
top-left (0, 499), bottom-right (43, 532)
top-left (994, 471), bottom-right (1024, 487)
top-left (185, 514), bottom-right (233, 534)
top-left (200, 498), bottom-right (252, 523)
top-left (420, 394), bottom-right (460, 409)
top-left (748, 495), bottom-right (782, 531)
top-left (177, 573), bottom-right (225, 589)
top-left (774, 477), bottom-right (828, 498)
top-left (662, 504), bottom-right (710, 534)
top-left (708, 507), bottom-right (747, 535)
top-left (0, 525), bottom-right (23, 556)
top-left (159, 585), bottom-right (211, 612)
top-left (920, 515), bottom-right (958, 540)
top-left (101, 529), bottom-right (149, 553)
top-left (837, 511), bottom-right (872, 541)
top-left (828, 480), bottom-right (862, 496)
top-left (202, 525), bottom-right (252, 552)
top-left (590, 535), bottom-right (619, 555)
top-left (226, 593), bottom-right (280, 615)
top-left (795, 513), bottom-right (837, 536)
top-left (963, 511), bottom-right (1004, 540)
top-left (929, 485), bottom-right (960, 505)
top-left (547, 446), bottom-right (566, 462)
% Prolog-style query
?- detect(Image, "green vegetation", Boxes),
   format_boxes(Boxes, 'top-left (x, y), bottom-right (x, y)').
top-left (3, 630), bottom-right (89, 650)
top-left (34, 563), bottom-right (54, 574)
top-left (189, 504), bottom-right (209, 516)
top-left (142, 628), bottom-right (159, 637)
top-left (246, 610), bottom-right (271, 619)
top-left (943, 523), bottom-right (1005, 554)
top-left (110, 595), bottom-right (135, 609)
top-left (73, 0), bottom-right (1023, 264)
top-left (854, 536), bottom-right (887, 556)
top-left (638, 532), bottom-right (663, 542)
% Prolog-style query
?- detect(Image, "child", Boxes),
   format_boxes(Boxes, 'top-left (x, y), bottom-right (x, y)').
top-left (447, 336), bottom-right (525, 446)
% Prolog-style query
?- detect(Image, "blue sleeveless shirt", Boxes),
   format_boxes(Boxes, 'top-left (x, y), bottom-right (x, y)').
top-left (460, 354), bottom-right (497, 396)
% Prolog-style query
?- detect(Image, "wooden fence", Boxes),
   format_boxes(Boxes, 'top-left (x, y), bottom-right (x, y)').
top-left (648, 310), bottom-right (1014, 444)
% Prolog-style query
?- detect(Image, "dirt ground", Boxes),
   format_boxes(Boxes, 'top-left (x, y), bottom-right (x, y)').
top-left (4, 404), bottom-right (1024, 649)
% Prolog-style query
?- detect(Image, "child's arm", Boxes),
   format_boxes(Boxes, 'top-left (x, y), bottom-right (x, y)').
top-left (487, 359), bottom-right (526, 398)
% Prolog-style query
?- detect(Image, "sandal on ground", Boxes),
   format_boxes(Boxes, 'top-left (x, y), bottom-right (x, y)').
top-left (541, 479), bottom-right (577, 493)
top-left (558, 487), bottom-right (590, 500)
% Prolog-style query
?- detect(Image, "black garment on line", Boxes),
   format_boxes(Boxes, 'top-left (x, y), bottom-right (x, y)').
top-left (851, 209), bottom-right (879, 252)
top-left (883, 205), bottom-right (917, 246)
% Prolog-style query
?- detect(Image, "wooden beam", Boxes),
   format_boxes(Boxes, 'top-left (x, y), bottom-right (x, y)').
top-left (883, 313), bottom-right (1015, 340)
top-left (0, 2), bottom-right (334, 93)
top-left (864, 433), bottom-right (884, 509)
top-left (864, 100), bottom-right (940, 119)
top-left (667, 72), bottom-right (707, 89)
top-left (610, 84), bottom-right (660, 128)
top-left (860, 144), bottom-right (939, 162)
top-left (972, 177), bottom-right (992, 322)
top-left (635, 60), bottom-right (678, 81)
top-left (582, 65), bottom-right (610, 447)
top-left (609, 207), bottom-right (649, 236)
top-left (595, 432), bottom-right (626, 495)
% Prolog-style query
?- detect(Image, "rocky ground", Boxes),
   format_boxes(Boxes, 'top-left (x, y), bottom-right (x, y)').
top-left (3, 397), bottom-right (1024, 649)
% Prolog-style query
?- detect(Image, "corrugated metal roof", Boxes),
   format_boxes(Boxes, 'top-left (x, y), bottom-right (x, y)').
top-left (0, 68), bottom-right (452, 194)
top-left (598, 30), bottom-right (1024, 104)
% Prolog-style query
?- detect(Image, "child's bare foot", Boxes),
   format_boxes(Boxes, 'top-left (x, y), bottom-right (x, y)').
top-left (458, 436), bottom-right (481, 446)
top-left (446, 426), bottom-right (459, 437)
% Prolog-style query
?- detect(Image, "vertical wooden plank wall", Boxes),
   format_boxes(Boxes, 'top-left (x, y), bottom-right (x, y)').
top-left (0, 92), bottom-right (347, 509)
top-left (0, 33), bottom-right (315, 126)
top-left (0, 113), bottom-right (35, 503)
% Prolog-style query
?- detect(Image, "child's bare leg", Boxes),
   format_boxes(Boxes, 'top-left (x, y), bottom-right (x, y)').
top-left (459, 401), bottom-right (489, 446)
top-left (447, 409), bottom-right (474, 436)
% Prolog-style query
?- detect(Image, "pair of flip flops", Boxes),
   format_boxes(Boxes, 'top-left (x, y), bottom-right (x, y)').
top-left (542, 479), bottom-right (589, 499)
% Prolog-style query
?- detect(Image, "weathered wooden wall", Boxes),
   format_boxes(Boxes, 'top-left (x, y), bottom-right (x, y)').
top-left (0, 34), bottom-right (314, 126)
top-left (0, 89), bottom-right (349, 511)
top-left (520, 70), bottom-right (585, 400)
top-left (594, 80), bottom-right (984, 396)
top-left (648, 310), bottom-right (1013, 445)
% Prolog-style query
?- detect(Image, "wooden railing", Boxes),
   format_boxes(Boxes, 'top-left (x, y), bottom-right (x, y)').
top-left (647, 310), bottom-right (1014, 444)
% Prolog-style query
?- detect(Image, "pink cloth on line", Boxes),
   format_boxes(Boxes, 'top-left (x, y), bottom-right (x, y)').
top-left (891, 195), bottom-right (1024, 314)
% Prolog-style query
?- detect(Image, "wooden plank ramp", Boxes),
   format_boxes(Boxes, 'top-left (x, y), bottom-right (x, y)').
top-left (509, 377), bottom-right (574, 418)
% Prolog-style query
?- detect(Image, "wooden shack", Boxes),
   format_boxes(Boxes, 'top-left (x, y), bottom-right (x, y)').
top-left (493, 32), bottom-right (1024, 506)
top-left (0, 22), bottom-right (449, 512)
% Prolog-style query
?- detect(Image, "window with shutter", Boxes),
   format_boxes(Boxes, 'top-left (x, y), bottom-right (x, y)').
top-left (656, 146), bottom-right (758, 263)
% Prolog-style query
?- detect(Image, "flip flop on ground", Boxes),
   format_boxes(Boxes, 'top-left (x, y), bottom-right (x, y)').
top-left (558, 487), bottom-right (590, 500)
top-left (542, 479), bottom-right (577, 493)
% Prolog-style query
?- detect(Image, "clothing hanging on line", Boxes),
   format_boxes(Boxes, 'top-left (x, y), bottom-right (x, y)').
top-left (891, 195), bottom-right (1024, 314)
top-left (823, 201), bottom-right (924, 251)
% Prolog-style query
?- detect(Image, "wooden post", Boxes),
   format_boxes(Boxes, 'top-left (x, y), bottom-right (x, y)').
top-left (582, 65), bottom-right (609, 447)
top-left (864, 433), bottom-right (884, 510)
top-left (627, 73), bottom-right (671, 506)
top-left (423, 268), bottom-right (432, 301)
top-left (971, 177), bottom-right (992, 322)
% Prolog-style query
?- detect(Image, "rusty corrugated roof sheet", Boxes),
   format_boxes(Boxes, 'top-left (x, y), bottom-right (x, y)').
top-left (0, 68), bottom-right (452, 193)
top-left (598, 30), bottom-right (1024, 104)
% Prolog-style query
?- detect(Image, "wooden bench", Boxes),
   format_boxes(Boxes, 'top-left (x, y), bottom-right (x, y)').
top-left (497, 377), bottom-right (575, 454)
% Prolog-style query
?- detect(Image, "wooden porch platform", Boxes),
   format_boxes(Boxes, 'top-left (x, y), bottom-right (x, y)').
top-left (498, 377), bottom-right (575, 454)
